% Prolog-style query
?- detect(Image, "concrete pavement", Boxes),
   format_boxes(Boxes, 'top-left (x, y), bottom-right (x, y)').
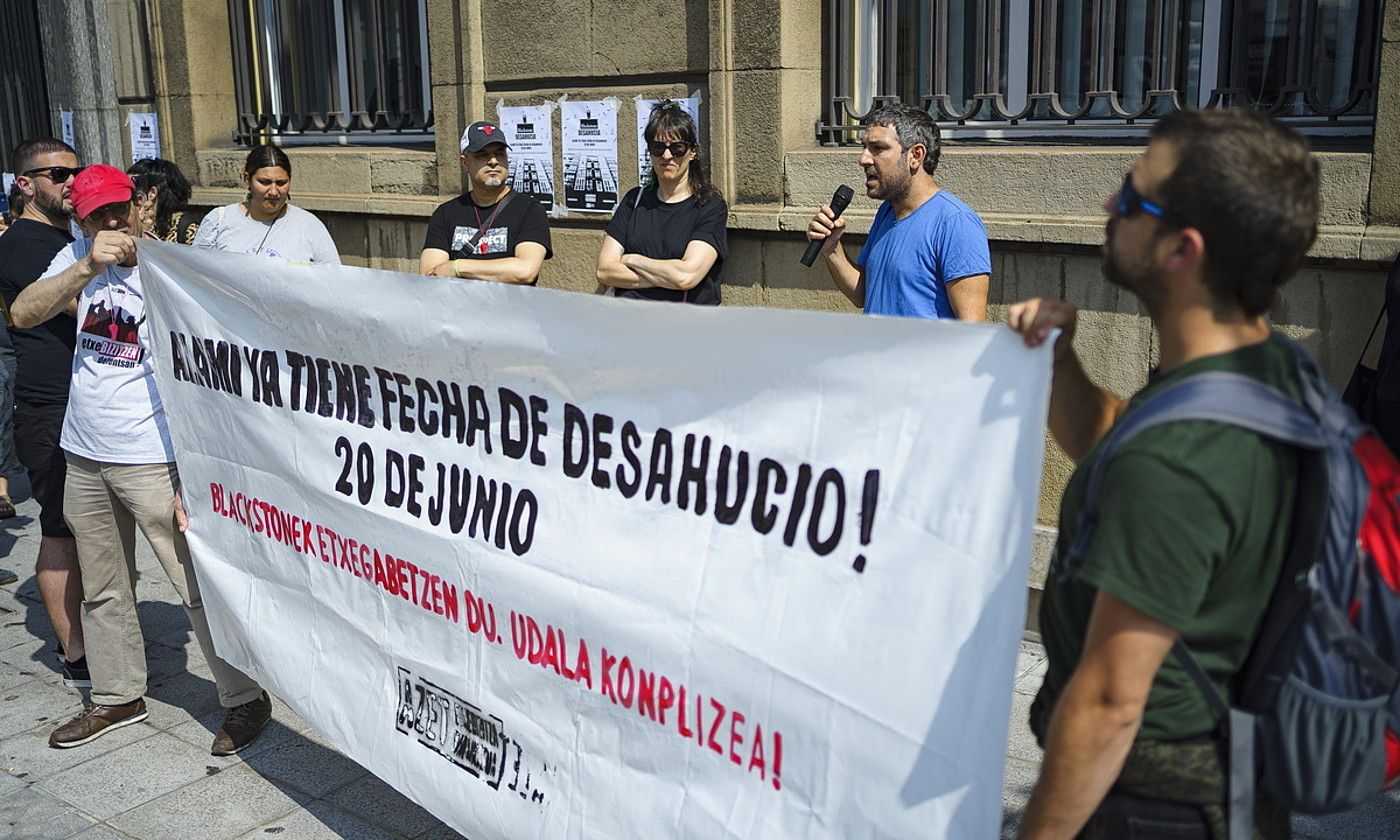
top-left (1, 490), bottom-right (1395, 838)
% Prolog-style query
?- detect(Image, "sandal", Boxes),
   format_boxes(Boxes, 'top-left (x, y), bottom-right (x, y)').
top-left (0, 495), bottom-right (14, 518)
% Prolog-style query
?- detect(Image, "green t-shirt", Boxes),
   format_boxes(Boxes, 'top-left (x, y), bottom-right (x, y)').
top-left (1034, 333), bottom-right (1301, 742)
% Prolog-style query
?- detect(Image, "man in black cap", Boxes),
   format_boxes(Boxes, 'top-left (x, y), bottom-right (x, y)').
top-left (420, 120), bottom-right (552, 284)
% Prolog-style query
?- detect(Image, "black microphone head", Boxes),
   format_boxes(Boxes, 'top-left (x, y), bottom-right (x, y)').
top-left (831, 185), bottom-right (854, 215)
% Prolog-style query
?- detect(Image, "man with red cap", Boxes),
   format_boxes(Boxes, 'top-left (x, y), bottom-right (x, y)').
top-left (10, 164), bottom-right (273, 754)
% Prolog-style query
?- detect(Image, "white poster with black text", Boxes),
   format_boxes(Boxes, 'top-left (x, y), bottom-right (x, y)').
top-left (497, 104), bottom-right (555, 212)
top-left (561, 99), bottom-right (618, 213)
top-left (137, 241), bottom-right (1052, 840)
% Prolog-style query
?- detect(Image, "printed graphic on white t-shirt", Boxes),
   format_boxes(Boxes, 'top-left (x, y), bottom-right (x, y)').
top-left (77, 286), bottom-right (146, 369)
top-left (451, 225), bottom-right (509, 255)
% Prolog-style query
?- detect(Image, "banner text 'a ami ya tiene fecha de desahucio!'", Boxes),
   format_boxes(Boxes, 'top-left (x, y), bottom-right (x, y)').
top-left (137, 241), bottom-right (1052, 839)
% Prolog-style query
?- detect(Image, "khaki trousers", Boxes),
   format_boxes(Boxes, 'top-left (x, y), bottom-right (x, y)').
top-left (64, 453), bottom-right (261, 708)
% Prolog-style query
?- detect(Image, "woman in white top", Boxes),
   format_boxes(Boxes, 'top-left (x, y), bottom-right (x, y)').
top-left (193, 146), bottom-right (340, 264)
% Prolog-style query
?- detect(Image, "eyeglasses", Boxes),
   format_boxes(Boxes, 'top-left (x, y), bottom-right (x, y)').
top-left (647, 141), bottom-right (692, 158)
top-left (1115, 172), bottom-right (1184, 226)
top-left (23, 166), bottom-right (86, 184)
top-left (86, 201), bottom-right (134, 225)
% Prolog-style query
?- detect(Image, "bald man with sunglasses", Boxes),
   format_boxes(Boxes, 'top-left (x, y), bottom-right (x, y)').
top-left (0, 137), bottom-right (89, 689)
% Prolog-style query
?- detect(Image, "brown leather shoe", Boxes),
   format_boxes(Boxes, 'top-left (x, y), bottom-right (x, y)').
top-left (211, 691), bottom-right (271, 756)
top-left (49, 699), bottom-right (148, 748)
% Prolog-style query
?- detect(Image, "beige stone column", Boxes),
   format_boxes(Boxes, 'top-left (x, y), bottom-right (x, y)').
top-left (147, 0), bottom-right (237, 182)
top-left (1368, 0), bottom-right (1400, 225)
top-left (708, 0), bottom-right (823, 207)
top-left (427, 0), bottom-right (486, 197)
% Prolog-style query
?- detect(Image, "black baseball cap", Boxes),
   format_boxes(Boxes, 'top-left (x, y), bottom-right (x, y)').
top-left (460, 121), bottom-right (510, 153)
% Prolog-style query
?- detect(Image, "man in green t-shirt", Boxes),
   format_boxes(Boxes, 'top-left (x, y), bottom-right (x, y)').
top-left (1006, 110), bottom-right (1321, 839)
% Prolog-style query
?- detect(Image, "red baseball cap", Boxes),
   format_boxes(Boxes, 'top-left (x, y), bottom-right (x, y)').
top-left (71, 165), bottom-right (136, 220)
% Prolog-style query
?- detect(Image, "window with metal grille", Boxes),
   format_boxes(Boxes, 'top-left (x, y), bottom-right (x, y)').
top-left (228, 0), bottom-right (432, 145)
top-left (818, 0), bottom-right (1381, 143)
top-left (0, 0), bottom-right (52, 172)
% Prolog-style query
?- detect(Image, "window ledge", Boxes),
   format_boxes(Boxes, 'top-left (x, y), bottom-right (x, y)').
top-left (195, 146), bottom-right (438, 198)
top-left (784, 146), bottom-right (1373, 228)
top-left (726, 205), bottom-right (1398, 263)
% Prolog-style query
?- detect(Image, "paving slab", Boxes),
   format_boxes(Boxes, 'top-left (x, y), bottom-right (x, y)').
top-left (0, 777), bottom-right (100, 839)
top-left (68, 826), bottom-right (137, 840)
top-left (38, 732), bottom-right (236, 821)
top-left (236, 727), bottom-right (369, 799)
top-left (1, 717), bottom-right (158, 784)
top-left (1000, 755), bottom-right (1040, 839)
top-left (413, 825), bottom-right (470, 840)
top-left (139, 668), bottom-right (225, 732)
top-left (321, 774), bottom-right (444, 838)
top-left (105, 765), bottom-right (308, 840)
top-left (0, 678), bottom-right (85, 741)
top-left (231, 801), bottom-right (400, 840)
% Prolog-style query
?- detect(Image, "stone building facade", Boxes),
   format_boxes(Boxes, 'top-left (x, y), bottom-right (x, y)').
top-left (18, 0), bottom-right (1400, 623)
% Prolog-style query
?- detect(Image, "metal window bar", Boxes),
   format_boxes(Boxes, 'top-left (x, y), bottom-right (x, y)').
top-left (228, 0), bottom-right (433, 145)
top-left (0, 0), bottom-right (52, 173)
top-left (817, 0), bottom-right (1380, 144)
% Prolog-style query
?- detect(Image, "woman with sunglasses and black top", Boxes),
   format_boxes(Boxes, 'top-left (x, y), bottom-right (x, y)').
top-left (596, 101), bottom-right (727, 305)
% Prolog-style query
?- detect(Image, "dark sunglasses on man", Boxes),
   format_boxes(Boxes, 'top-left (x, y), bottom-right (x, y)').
top-left (647, 141), bottom-right (692, 158)
top-left (1116, 172), bottom-right (1186, 226)
top-left (23, 165), bottom-right (86, 184)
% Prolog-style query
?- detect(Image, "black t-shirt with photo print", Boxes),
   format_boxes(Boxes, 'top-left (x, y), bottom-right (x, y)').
top-left (423, 191), bottom-right (553, 285)
top-left (0, 219), bottom-right (77, 406)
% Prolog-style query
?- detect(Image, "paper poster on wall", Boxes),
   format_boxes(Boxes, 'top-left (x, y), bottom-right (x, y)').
top-left (497, 104), bottom-right (555, 212)
top-left (128, 112), bottom-right (161, 163)
top-left (561, 99), bottom-right (618, 213)
top-left (635, 96), bottom-right (701, 187)
top-left (60, 111), bottom-right (75, 149)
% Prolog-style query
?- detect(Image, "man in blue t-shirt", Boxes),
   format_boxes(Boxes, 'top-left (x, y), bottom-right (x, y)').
top-left (807, 104), bottom-right (990, 320)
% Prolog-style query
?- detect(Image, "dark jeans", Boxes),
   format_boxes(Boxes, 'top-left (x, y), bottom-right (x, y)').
top-left (1078, 789), bottom-right (1211, 840)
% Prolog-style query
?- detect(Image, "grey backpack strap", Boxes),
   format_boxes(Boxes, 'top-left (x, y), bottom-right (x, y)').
top-left (1171, 643), bottom-right (1256, 840)
top-left (1060, 372), bottom-right (1325, 582)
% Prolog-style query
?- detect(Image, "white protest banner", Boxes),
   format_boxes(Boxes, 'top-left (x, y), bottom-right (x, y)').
top-left (635, 95), bottom-right (701, 186)
top-left (561, 98), bottom-right (619, 213)
top-left (498, 103), bottom-right (555, 212)
top-left (138, 241), bottom-right (1052, 839)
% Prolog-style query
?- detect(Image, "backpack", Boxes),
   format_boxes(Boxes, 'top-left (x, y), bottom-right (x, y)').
top-left (1343, 256), bottom-right (1400, 457)
top-left (1064, 339), bottom-right (1400, 840)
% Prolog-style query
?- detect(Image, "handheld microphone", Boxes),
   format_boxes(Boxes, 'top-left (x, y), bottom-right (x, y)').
top-left (801, 185), bottom-right (855, 266)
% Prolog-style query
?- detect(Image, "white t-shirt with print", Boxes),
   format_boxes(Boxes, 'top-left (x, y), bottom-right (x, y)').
top-left (44, 239), bottom-right (175, 464)
top-left (192, 203), bottom-right (341, 264)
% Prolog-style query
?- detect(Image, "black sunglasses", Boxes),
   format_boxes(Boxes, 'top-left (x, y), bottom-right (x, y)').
top-left (1115, 172), bottom-right (1185, 226)
top-left (23, 165), bottom-right (86, 184)
top-left (647, 141), bottom-right (692, 158)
